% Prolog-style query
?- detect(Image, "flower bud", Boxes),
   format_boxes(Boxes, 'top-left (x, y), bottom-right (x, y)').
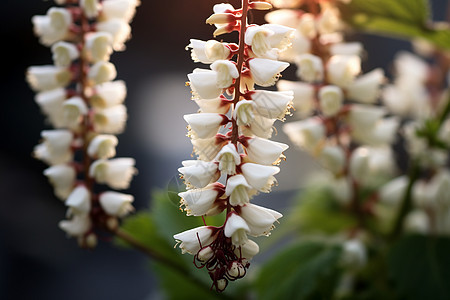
top-left (93, 105), bottom-right (128, 134)
top-left (318, 145), bottom-right (346, 174)
top-left (96, 19), bottom-right (131, 51)
top-left (87, 134), bottom-right (118, 159)
top-left (296, 54), bottom-right (324, 83)
top-left (26, 65), bottom-right (71, 92)
top-left (327, 55), bottom-right (361, 87)
top-left (224, 213), bottom-right (250, 246)
top-left (62, 97), bottom-right (88, 128)
top-left (66, 185), bottom-right (91, 215)
top-left (197, 246), bottom-right (214, 262)
top-left (88, 61), bottom-right (117, 84)
top-left (51, 41), bottom-right (79, 67)
top-left (318, 85), bottom-right (343, 116)
top-left (81, 0), bottom-right (100, 18)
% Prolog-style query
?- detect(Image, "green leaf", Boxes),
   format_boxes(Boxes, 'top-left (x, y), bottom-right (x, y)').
top-left (388, 235), bottom-right (450, 300)
top-left (254, 239), bottom-right (343, 300)
top-left (338, 0), bottom-right (450, 50)
top-left (289, 187), bottom-right (357, 235)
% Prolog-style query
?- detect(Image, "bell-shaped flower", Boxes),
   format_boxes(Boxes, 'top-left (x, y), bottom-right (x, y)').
top-left (59, 214), bottom-right (91, 237)
top-left (330, 42), bottom-right (364, 57)
top-left (87, 134), bottom-right (118, 159)
top-left (65, 185), bottom-right (91, 215)
top-left (317, 5), bottom-right (341, 34)
top-left (394, 51), bottom-right (429, 82)
top-left (347, 68), bottom-right (384, 104)
top-left (51, 41), bottom-right (79, 67)
top-left (351, 116), bottom-right (399, 146)
top-left (379, 176), bottom-right (409, 206)
top-left (296, 54), bottom-right (324, 83)
top-left (210, 60), bottom-right (239, 88)
top-left (215, 143), bottom-right (241, 175)
top-left (81, 0), bottom-right (101, 18)
top-left (382, 81), bottom-right (431, 119)
top-left (277, 80), bottom-right (315, 117)
top-left (245, 25), bottom-right (278, 59)
top-left (179, 183), bottom-right (225, 216)
top-left (188, 69), bottom-right (222, 100)
top-left (173, 226), bottom-right (217, 254)
top-left (318, 85), bottom-right (343, 117)
top-left (297, 13), bottom-right (317, 39)
top-left (350, 147), bottom-right (396, 186)
top-left (187, 39), bottom-right (231, 64)
top-left (235, 239), bottom-right (259, 261)
top-left (240, 113), bottom-right (276, 139)
top-left (34, 129), bottom-right (73, 165)
top-left (317, 145), bottom-right (346, 175)
top-left (248, 58), bottom-right (289, 87)
top-left (88, 61), bottom-right (117, 85)
top-left (184, 113), bottom-right (228, 139)
top-left (224, 213), bottom-right (250, 246)
top-left (43, 164), bottom-right (76, 200)
top-left (262, 24), bottom-right (295, 51)
top-left (91, 80), bottom-right (127, 108)
top-left (100, 0), bottom-right (140, 23)
top-left (32, 7), bottom-right (72, 46)
top-left (178, 160), bottom-right (219, 189)
top-left (264, 9), bottom-right (300, 28)
top-left (96, 19), bottom-right (131, 51)
top-left (242, 136), bottom-right (289, 165)
top-left (99, 191), bottom-right (135, 217)
top-left (93, 104), bottom-right (127, 134)
top-left (89, 157), bottom-right (137, 189)
top-left (194, 97), bottom-right (232, 114)
top-left (191, 134), bottom-right (228, 161)
top-left (347, 104), bottom-right (386, 131)
top-left (327, 55), bottom-right (361, 87)
top-left (341, 239), bottom-right (367, 269)
top-left (241, 163), bottom-right (279, 192)
top-left (62, 97), bottom-right (88, 129)
top-left (279, 31), bottom-right (311, 62)
top-left (404, 210), bottom-right (430, 235)
top-left (26, 65), bottom-right (71, 92)
top-left (84, 32), bottom-right (114, 62)
top-left (35, 88), bottom-right (67, 128)
top-left (225, 175), bottom-right (255, 206)
top-left (283, 118), bottom-right (325, 154)
top-left (249, 90), bottom-right (293, 120)
top-left (239, 203), bottom-right (282, 236)
top-left (426, 170), bottom-right (450, 209)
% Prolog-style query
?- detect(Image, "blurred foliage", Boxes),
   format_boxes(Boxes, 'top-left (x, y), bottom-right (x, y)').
top-left (338, 0), bottom-right (450, 50)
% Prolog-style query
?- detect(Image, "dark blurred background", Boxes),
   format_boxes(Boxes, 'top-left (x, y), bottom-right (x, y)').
top-left (0, 0), bottom-right (447, 299)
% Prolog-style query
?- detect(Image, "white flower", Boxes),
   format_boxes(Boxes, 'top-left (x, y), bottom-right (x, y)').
top-left (226, 175), bottom-right (255, 206)
top-left (297, 13), bottom-right (316, 39)
top-left (239, 204), bottom-right (282, 236)
top-left (243, 136), bottom-right (289, 165)
top-left (91, 80), bottom-right (127, 108)
top-left (26, 65), bottom-right (71, 92)
top-left (81, 0), bottom-right (101, 18)
top-left (261, 24), bottom-right (295, 51)
top-left (248, 58), bottom-right (289, 87)
top-left (250, 90), bottom-right (294, 120)
top-left (65, 185), bottom-right (91, 215)
top-left (99, 191), bottom-right (134, 217)
top-left (282, 118), bottom-right (325, 153)
top-left (318, 145), bottom-right (346, 174)
top-left (87, 134), bottom-right (118, 159)
top-left (394, 51), bottom-right (428, 82)
top-left (318, 85), bottom-right (343, 116)
top-left (34, 129), bottom-right (73, 165)
top-left (347, 104), bottom-right (386, 131)
top-left (327, 55), bottom-right (361, 87)
top-left (88, 61), bottom-right (117, 84)
top-left (235, 100), bottom-right (255, 126)
top-left (350, 147), bottom-right (396, 186)
top-left (178, 160), bottom-right (219, 189)
top-left (317, 6), bottom-right (341, 35)
top-left (35, 88), bottom-right (67, 128)
top-left (188, 69), bottom-right (222, 100)
top-left (187, 39), bottom-right (231, 64)
top-left (349, 147), bottom-right (370, 180)
top-left (179, 183), bottom-right (223, 216)
top-left (241, 163), bottom-right (279, 192)
top-left (184, 113), bottom-right (228, 139)
top-left (330, 42), bottom-right (364, 57)
top-left (224, 213), bottom-right (250, 246)
top-left (382, 82), bottom-right (431, 119)
top-left (265, 9), bottom-right (300, 28)
top-left (59, 214), bottom-right (91, 237)
top-left (173, 226), bottom-right (216, 254)
top-left (93, 104), bottom-right (127, 134)
top-left (89, 157), bottom-right (137, 189)
top-left (236, 239), bottom-right (259, 260)
top-left (84, 32), bottom-right (114, 62)
top-left (51, 42), bottom-right (79, 67)
top-left (96, 19), bottom-right (131, 51)
top-left (404, 210), bottom-right (429, 234)
top-left (215, 143), bottom-right (241, 175)
top-left (351, 116), bottom-right (399, 146)
top-left (191, 135), bottom-right (228, 161)
top-left (245, 25), bottom-right (278, 59)
top-left (194, 97), bottom-right (232, 114)
top-left (347, 69), bottom-right (384, 104)
top-left (101, 0), bottom-right (140, 23)
top-left (341, 239), bottom-right (367, 269)
top-left (296, 54), bottom-right (324, 83)
top-left (277, 80), bottom-right (315, 117)
top-left (43, 164), bottom-right (76, 200)
top-left (32, 7), bottom-right (72, 46)
top-left (240, 114), bottom-right (276, 139)
top-left (279, 31), bottom-right (311, 62)
top-left (379, 176), bottom-right (408, 206)
top-left (210, 60), bottom-right (239, 88)
top-left (62, 97), bottom-right (88, 128)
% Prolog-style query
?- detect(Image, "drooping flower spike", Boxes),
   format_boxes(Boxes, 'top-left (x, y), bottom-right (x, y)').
top-left (27, 0), bottom-right (139, 248)
top-left (174, 0), bottom-right (295, 292)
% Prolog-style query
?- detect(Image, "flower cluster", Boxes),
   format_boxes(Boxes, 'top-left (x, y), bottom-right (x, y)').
top-left (266, 1), bottom-right (397, 206)
top-left (26, 0), bottom-right (139, 248)
top-left (173, 1), bottom-right (295, 291)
